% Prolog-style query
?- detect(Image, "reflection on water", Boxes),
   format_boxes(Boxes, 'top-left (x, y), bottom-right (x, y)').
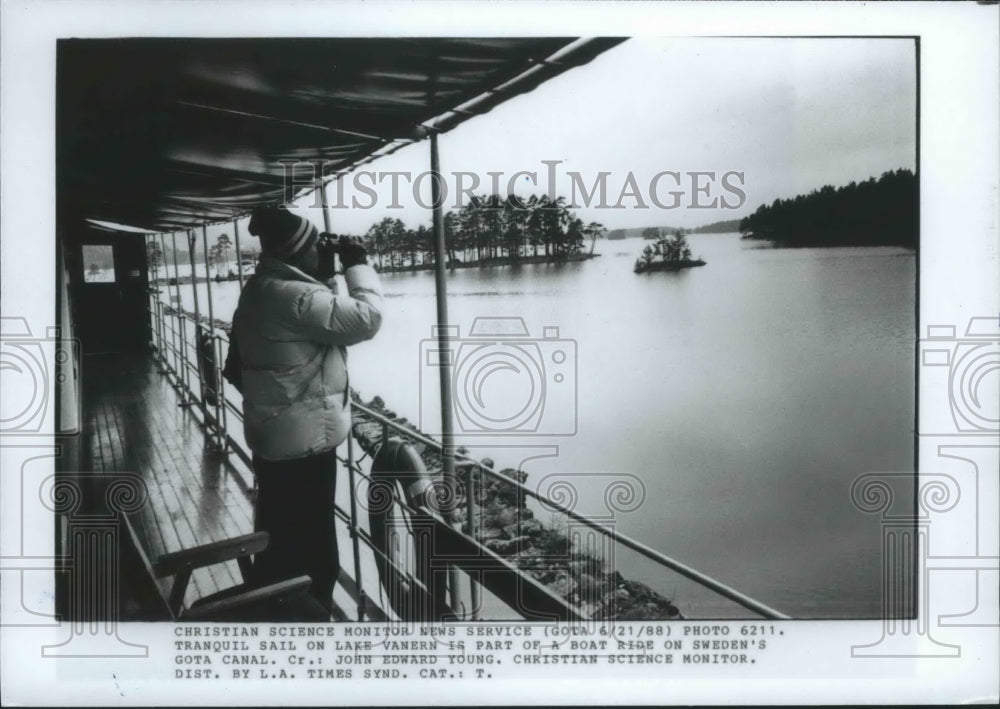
top-left (177, 233), bottom-right (915, 618)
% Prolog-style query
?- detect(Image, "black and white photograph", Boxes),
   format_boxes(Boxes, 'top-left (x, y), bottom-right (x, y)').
top-left (1, 1), bottom-right (997, 706)
top-left (52, 33), bottom-right (919, 623)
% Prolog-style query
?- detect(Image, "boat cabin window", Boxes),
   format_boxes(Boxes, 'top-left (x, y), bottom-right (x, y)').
top-left (81, 244), bottom-right (116, 283)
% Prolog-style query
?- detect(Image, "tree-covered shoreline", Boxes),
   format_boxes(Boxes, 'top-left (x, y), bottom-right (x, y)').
top-left (361, 193), bottom-right (606, 272)
top-left (739, 169), bottom-right (916, 248)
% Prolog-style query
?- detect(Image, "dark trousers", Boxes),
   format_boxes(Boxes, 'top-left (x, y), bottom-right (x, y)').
top-left (251, 448), bottom-right (338, 614)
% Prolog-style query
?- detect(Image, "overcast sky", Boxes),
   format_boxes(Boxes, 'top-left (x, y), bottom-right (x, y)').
top-left (311, 36), bottom-right (916, 234)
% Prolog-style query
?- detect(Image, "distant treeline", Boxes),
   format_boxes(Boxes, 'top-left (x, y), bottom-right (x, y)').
top-left (607, 225), bottom-right (682, 240)
top-left (606, 218), bottom-right (742, 240)
top-left (690, 218), bottom-right (742, 234)
top-left (739, 169), bottom-right (917, 248)
top-left (362, 194), bottom-right (606, 271)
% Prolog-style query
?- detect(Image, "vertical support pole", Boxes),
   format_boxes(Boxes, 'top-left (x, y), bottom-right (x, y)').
top-left (228, 218), bottom-right (244, 452)
top-left (154, 241), bottom-right (168, 370)
top-left (467, 459), bottom-right (479, 621)
top-left (233, 218), bottom-right (245, 290)
top-left (144, 236), bottom-right (160, 364)
top-left (430, 133), bottom-right (466, 617)
top-left (317, 176), bottom-right (334, 234)
top-left (151, 298), bottom-right (162, 370)
top-left (169, 232), bottom-right (190, 399)
top-left (201, 225), bottom-right (222, 447)
top-left (180, 319), bottom-right (191, 399)
top-left (469, 463), bottom-right (478, 543)
top-left (154, 236), bottom-right (167, 368)
top-left (216, 335), bottom-right (230, 451)
top-left (186, 230), bottom-right (205, 417)
top-left (317, 174), bottom-right (359, 616)
top-left (346, 433), bottom-right (365, 621)
top-left (200, 226), bottom-right (215, 332)
top-left (159, 233), bottom-right (176, 377)
top-left (160, 300), bottom-right (169, 369)
top-left (146, 235), bottom-right (157, 355)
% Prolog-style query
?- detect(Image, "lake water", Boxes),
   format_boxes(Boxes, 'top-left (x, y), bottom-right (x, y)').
top-left (171, 233), bottom-right (915, 618)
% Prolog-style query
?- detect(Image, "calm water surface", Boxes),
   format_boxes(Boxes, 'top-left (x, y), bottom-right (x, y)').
top-left (181, 233), bottom-right (915, 618)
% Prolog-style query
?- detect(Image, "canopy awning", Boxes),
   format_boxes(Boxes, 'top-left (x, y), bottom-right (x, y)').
top-left (57, 37), bottom-right (625, 233)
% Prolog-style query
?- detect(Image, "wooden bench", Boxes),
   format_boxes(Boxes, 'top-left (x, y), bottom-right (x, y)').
top-left (122, 521), bottom-right (329, 622)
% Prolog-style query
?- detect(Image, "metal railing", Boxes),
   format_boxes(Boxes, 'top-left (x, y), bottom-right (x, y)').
top-left (348, 401), bottom-right (790, 620)
top-left (144, 233), bottom-right (789, 622)
top-left (147, 291), bottom-right (428, 621)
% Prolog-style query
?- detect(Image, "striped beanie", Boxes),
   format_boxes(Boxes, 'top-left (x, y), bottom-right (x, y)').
top-left (248, 205), bottom-right (318, 258)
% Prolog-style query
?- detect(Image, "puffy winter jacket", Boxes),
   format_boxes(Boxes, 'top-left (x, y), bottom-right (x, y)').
top-left (231, 255), bottom-right (383, 461)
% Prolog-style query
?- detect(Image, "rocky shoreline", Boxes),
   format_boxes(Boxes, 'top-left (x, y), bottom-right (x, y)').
top-left (350, 394), bottom-right (682, 620)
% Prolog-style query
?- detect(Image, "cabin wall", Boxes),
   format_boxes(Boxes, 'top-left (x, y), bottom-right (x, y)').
top-left (62, 226), bottom-right (151, 355)
top-left (55, 225), bottom-right (154, 619)
top-left (57, 239), bottom-right (80, 436)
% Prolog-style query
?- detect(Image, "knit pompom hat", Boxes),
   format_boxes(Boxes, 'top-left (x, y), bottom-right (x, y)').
top-left (248, 205), bottom-right (318, 258)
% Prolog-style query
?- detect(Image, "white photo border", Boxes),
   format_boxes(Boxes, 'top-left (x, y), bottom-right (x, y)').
top-left (1, 1), bottom-right (997, 705)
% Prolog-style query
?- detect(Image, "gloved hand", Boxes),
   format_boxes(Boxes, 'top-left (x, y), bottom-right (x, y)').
top-left (337, 235), bottom-right (368, 269)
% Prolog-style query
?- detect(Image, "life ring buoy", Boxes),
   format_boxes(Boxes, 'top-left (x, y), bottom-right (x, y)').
top-left (367, 438), bottom-right (451, 622)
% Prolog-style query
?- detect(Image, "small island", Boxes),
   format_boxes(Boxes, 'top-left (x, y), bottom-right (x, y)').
top-left (634, 229), bottom-right (706, 274)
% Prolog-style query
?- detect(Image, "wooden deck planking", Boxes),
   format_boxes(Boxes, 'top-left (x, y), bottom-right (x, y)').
top-left (143, 413), bottom-right (218, 602)
top-left (92, 401), bottom-right (115, 470)
top-left (75, 350), bottom-right (387, 620)
top-left (84, 421), bottom-right (104, 474)
top-left (107, 372), bottom-right (187, 571)
top-left (78, 353), bottom-right (258, 605)
top-left (148, 390), bottom-right (246, 601)
top-left (144, 402), bottom-right (251, 598)
top-left (101, 400), bottom-right (125, 472)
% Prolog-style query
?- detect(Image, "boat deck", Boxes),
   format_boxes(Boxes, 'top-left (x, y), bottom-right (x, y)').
top-left (74, 352), bottom-right (258, 609)
top-left (64, 351), bottom-right (376, 619)
top-left (58, 350), bottom-right (628, 623)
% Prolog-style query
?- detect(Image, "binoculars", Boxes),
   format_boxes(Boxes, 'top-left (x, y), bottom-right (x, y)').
top-left (316, 232), bottom-right (342, 253)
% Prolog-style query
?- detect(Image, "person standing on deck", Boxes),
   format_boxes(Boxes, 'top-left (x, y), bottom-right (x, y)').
top-left (223, 205), bottom-right (382, 615)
